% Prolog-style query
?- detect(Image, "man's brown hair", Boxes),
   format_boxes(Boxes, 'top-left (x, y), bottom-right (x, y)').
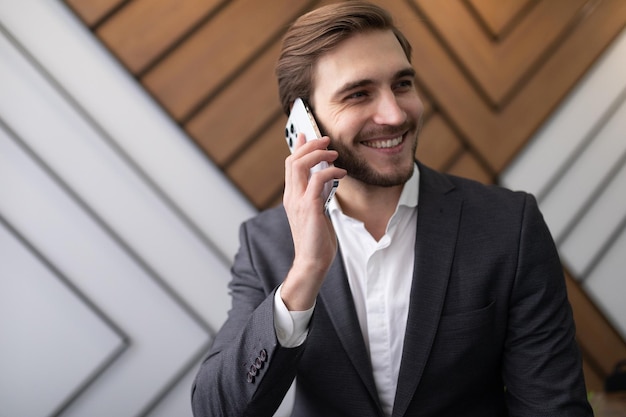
top-left (276, 1), bottom-right (413, 116)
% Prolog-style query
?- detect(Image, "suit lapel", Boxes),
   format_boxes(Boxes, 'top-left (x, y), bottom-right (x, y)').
top-left (318, 164), bottom-right (462, 417)
top-left (392, 164), bottom-right (463, 417)
top-left (319, 250), bottom-right (383, 414)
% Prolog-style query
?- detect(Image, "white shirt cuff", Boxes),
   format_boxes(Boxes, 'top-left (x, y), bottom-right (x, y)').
top-left (273, 284), bottom-right (314, 347)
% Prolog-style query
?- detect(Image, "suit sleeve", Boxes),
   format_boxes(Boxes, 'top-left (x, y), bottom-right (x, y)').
top-left (191, 221), bottom-right (305, 417)
top-left (502, 194), bottom-right (592, 416)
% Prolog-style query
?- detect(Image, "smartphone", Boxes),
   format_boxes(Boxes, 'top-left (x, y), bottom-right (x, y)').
top-left (285, 98), bottom-right (339, 211)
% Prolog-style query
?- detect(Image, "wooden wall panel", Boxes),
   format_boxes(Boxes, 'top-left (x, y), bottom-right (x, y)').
top-left (185, 40), bottom-right (283, 167)
top-left (416, 113), bottom-right (464, 172)
top-left (566, 270), bottom-right (626, 391)
top-left (416, 0), bottom-right (589, 106)
top-left (467, 0), bottom-right (535, 38)
top-left (142, 0), bottom-right (312, 121)
top-left (65, 0), bottom-right (626, 394)
top-left (96, 0), bottom-right (224, 74)
top-left (447, 152), bottom-right (494, 184)
top-left (226, 116), bottom-right (290, 208)
top-left (65, 0), bottom-right (125, 26)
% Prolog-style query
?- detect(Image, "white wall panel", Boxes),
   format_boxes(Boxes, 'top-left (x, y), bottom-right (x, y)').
top-left (0, 115), bottom-right (209, 416)
top-left (0, 221), bottom-right (124, 417)
top-left (147, 367), bottom-right (200, 417)
top-left (0, 0), bottom-right (256, 263)
top-left (560, 160), bottom-right (626, 276)
top-left (502, 27), bottom-right (626, 341)
top-left (0, 27), bottom-right (229, 330)
top-left (0, 0), bottom-right (262, 415)
top-left (502, 28), bottom-right (626, 199)
top-left (584, 228), bottom-right (626, 339)
top-left (539, 96), bottom-right (626, 242)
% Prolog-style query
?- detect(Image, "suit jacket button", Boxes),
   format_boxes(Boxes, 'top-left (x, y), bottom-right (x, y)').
top-left (249, 365), bottom-right (258, 376)
top-left (247, 372), bottom-right (254, 383)
top-left (254, 357), bottom-right (263, 369)
top-left (260, 349), bottom-right (267, 361)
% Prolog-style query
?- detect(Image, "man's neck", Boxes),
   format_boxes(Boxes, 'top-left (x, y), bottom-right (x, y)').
top-left (335, 177), bottom-right (404, 241)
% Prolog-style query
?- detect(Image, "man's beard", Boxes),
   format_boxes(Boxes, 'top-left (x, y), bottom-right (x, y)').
top-left (328, 121), bottom-right (421, 187)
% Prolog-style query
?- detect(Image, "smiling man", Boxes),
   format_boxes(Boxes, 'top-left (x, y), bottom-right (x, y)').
top-left (191, 3), bottom-right (592, 417)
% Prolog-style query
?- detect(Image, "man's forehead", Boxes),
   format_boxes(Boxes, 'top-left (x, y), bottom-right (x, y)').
top-left (312, 31), bottom-right (412, 95)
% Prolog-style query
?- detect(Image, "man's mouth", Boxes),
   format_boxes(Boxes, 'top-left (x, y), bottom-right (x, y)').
top-left (361, 135), bottom-right (404, 149)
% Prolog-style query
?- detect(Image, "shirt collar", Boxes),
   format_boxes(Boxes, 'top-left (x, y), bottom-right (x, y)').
top-left (398, 162), bottom-right (419, 209)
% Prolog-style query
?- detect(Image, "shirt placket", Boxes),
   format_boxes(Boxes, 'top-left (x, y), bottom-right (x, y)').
top-left (366, 237), bottom-right (394, 414)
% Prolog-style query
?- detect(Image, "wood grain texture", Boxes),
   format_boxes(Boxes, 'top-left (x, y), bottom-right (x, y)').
top-left (65, 0), bottom-right (125, 27)
top-left (416, 113), bottom-right (464, 172)
top-left (185, 40), bottom-right (283, 167)
top-left (415, 0), bottom-right (589, 106)
top-left (566, 271), bottom-right (626, 378)
top-left (96, 0), bottom-right (224, 74)
top-left (467, 0), bottom-right (536, 38)
top-left (141, 0), bottom-right (312, 121)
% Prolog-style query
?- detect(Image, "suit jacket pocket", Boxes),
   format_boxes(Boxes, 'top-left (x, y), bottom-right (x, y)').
top-left (437, 300), bottom-right (495, 333)
top-left (426, 300), bottom-right (498, 381)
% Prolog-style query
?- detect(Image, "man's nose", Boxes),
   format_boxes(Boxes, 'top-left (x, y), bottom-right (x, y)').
top-left (372, 92), bottom-right (406, 126)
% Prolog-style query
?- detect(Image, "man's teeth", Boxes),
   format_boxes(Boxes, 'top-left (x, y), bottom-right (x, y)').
top-left (363, 136), bottom-right (403, 149)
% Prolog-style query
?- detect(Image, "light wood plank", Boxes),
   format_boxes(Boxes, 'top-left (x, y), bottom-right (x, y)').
top-left (97, 0), bottom-right (223, 74)
top-left (416, 112), bottom-right (463, 171)
top-left (226, 116), bottom-right (289, 208)
top-left (142, 0), bottom-right (311, 121)
top-left (565, 271), bottom-right (626, 375)
top-left (446, 151), bottom-right (494, 184)
top-left (467, 0), bottom-right (535, 39)
top-left (186, 40), bottom-right (282, 167)
top-left (64, 0), bottom-right (125, 27)
top-left (414, 0), bottom-right (588, 106)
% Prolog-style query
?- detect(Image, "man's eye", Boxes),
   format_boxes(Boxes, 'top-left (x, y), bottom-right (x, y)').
top-left (395, 79), bottom-right (414, 89)
top-left (347, 91), bottom-right (367, 100)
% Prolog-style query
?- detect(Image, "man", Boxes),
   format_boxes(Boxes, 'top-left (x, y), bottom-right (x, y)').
top-left (191, 2), bottom-right (592, 416)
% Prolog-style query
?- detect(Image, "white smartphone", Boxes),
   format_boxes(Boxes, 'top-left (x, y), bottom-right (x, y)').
top-left (285, 98), bottom-right (339, 211)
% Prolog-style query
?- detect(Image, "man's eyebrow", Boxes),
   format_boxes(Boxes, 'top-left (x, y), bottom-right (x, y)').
top-left (333, 79), bottom-right (375, 99)
top-left (332, 67), bottom-right (416, 99)
top-left (396, 67), bottom-right (416, 80)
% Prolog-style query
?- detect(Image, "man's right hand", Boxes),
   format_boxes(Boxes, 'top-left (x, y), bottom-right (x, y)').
top-left (281, 133), bottom-right (346, 311)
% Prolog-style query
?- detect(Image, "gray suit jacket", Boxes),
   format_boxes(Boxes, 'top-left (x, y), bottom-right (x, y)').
top-left (191, 163), bottom-right (592, 417)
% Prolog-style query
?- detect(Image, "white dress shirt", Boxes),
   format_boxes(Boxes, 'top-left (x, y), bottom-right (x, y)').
top-left (274, 163), bottom-right (419, 417)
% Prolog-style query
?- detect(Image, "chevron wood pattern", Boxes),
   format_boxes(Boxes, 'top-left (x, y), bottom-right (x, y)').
top-left (65, 0), bottom-right (626, 394)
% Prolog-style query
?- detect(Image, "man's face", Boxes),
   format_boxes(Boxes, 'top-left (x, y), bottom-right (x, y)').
top-left (310, 30), bottom-right (424, 187)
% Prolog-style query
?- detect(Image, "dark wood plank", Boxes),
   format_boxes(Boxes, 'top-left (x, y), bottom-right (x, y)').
top-left (582, 356), bottom-right (605, 393)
